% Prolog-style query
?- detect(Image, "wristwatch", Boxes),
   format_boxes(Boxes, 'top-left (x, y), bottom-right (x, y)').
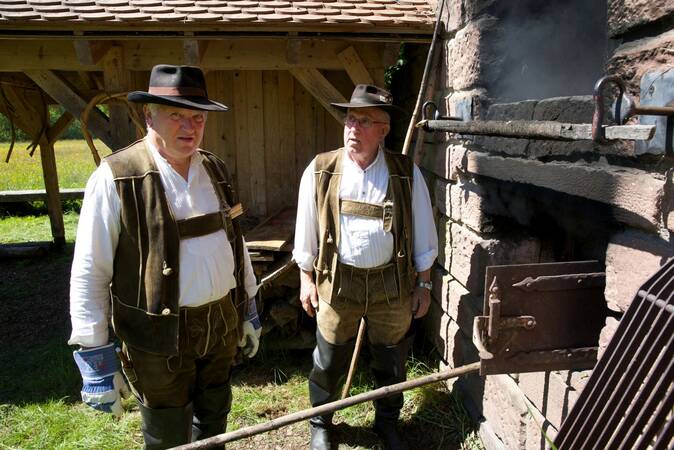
top-left (416, 280), bottom-right (433, 291)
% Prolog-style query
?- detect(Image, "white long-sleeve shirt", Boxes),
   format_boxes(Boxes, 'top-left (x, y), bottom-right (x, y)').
top-left (69, 138), bottom-right (258, 348)
top-left (293, 148), bottom-right (438, 273)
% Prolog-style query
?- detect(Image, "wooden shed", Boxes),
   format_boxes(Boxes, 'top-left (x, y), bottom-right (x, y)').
top-left (0, 0), bottom-right (434, 245)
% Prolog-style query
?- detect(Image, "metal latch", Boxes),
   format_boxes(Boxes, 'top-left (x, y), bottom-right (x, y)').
top-left (473, 261), bottom-right (608, 376)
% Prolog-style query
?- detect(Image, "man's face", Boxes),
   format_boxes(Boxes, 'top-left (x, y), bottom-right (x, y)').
top-left (343, 107), bottom-right (390, 158)
top-left (145, 104), bottom-right (207, 162)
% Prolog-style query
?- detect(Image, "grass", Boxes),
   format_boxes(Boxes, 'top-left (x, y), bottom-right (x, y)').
top-left (0, 140), bottom-right (484, 449)
top-left (0, 209), bottom-right (80, 244)
top-left (1, 139), bottom-right (110, 191)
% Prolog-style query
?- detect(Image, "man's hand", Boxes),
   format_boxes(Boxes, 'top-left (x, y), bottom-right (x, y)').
top-left (73, 343), bottom-right (131, 416)
top-left (239, 297), bottom-right (262, 358)
top-left (411, 286), bottom-right (431, 319)
top-left (299, 270), bottom-right (319, 317)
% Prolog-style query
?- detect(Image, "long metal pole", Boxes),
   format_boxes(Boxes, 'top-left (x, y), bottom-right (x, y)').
top-left (401, 0), bottom-right (446, 156)
top-left (170, 362), bottom-right (481, 450)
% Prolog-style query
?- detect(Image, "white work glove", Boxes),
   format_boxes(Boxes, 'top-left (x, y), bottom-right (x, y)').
top-left (73, 343), bottom-right (131, 417)
top-left (238, 297), bottom-right (262, 358)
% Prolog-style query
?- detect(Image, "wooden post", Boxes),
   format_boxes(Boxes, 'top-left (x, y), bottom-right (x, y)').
top-left (39, 140), bottom-right (65, 247)
top-left (103, 45), bottom-right (135, 149)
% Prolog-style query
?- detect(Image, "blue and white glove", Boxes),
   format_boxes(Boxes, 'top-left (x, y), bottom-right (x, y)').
top-left (73, 343), bottom-right (130, 416)
top-left (238, 297), bottom-right (262, 358)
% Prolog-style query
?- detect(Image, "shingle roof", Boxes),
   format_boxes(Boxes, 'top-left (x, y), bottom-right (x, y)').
top-left (0, 0), bottom-right (434, 32)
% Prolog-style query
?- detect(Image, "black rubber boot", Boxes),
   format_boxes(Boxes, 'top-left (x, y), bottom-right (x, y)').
top-left (369, 334), bottom-right (414, 450)
top-left (192, 382), bottom-right (232, 447)
top-left (139, 402), bottom-right (193, 450)
top-left (308, 330), bottom-right (356, 450)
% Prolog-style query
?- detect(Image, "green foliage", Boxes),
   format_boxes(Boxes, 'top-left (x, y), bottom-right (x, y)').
top-left (384, 43), bottom-right (408, 89)
top-left (0, 106), bottom-right (84, 142)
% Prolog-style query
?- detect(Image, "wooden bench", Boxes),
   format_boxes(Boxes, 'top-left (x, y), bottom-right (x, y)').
top-left (0, 188), bottom-right (85, 203)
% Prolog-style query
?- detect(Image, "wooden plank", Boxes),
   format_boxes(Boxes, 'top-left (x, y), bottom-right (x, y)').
top-left (39, 142), bottom-right (65, 246)
top-left (337, 46), bottom-right (374, 85)
top-left (262, 70), bottom-right (283, 214)
top-left (0, 188), bottom-right (85, 203)
top-left (244, 207), bottom-right (296, 251)
top-left (232, 70), bottom-right (252, 212)
top-left (102, 45), bottom-right (136, 148)
top-left (219, 71), bottom-right (237, 172)
top-left (245, 71), bottom-right (267, 217)
top-left (294, 79), bottom-right (316, 184)
top-left (0, 40), bottom-right (397, 72)
top-left (25, 70), bottom-right (122, 150)
top-left (73, 41), bottom-right (111, 66)
top-left (289, 67), bottom-right (346, 124)
top-left (277, 71), bottom-right (297, 204)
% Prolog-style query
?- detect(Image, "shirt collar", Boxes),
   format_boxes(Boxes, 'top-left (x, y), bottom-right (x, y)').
top-left (144, 136), bottom-right (203, 180)
top-left (342, 144), bottom-right (383, 172)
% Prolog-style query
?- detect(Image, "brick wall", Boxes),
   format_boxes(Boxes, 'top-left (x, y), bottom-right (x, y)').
top-left (421, 1), bottom-right (674, 448)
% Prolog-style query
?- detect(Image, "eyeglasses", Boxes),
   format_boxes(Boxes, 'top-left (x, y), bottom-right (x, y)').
top-left (344, 114), bottom-right (389, 129)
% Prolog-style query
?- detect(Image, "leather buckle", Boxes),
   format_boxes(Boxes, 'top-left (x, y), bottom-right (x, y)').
top-left (382, 200), bottom-right (393, 233)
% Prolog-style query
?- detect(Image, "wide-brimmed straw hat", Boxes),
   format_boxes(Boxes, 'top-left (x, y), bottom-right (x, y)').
top-left (331, 84), bottom-right (406, 118)
top-left (128, 64), bottom-right (228, 112)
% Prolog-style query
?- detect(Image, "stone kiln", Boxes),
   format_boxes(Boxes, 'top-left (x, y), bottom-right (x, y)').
top-left (419, 0), bottom-right (674, 448)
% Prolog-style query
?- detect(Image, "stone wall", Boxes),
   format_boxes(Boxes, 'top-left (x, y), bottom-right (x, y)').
top-left (421, 0), bottom-right (674, 448)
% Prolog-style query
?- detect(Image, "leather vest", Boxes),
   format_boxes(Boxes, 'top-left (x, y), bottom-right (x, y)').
top-left (313, 148), bottom-right (416, 302)
top-left (106, 140), bottom-right (247, 356)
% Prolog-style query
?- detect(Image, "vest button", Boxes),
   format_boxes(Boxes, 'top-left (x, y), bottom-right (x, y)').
top-left (161, 308), bottom-right (171, 315)
top-left (162, 267), bottom-right (174, 276)
top-left (326, 236), bottom-right (333, 244)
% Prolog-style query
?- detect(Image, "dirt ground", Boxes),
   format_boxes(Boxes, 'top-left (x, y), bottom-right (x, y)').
top-left (0, 246), bottom-right (475, 450)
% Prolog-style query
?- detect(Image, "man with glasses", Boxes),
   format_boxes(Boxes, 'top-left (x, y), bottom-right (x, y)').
top-left (293, 84), bottom-right (438, 450)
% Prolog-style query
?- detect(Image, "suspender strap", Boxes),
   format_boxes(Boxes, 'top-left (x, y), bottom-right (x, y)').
top-left (175, 204), bottom-right (243, 240)
top-left (340, 199), bottom-right (394, 233)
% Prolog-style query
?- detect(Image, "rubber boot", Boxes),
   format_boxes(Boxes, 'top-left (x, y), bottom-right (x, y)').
top-left (139, 402), bottom-right (193, 450)
top-left (308, 330), bottom-right (356, 450)
top-left (192, 382), bottom-right (232, 447)
top-left (369, 334), bottom-right (414, 450)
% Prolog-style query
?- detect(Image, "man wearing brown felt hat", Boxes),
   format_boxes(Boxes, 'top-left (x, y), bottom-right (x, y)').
top-left (69, 64), bottom-right (261, 449)
top-left (294, 84), bottom-right (438, 450)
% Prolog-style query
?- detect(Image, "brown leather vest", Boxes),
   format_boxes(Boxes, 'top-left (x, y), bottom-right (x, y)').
top-left (106, 140), bottom-right (247, 356)
top-left (313, 148), bottom-right (416, 302)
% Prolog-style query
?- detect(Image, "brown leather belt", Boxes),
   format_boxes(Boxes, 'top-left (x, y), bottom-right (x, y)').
top-left (340, 199), bottom-right (393, 232)
top-left (176, 203), bottom-right (243, 240)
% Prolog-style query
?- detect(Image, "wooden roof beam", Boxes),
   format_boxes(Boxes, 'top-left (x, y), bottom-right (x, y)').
top-left (25, 70), bottom-right (124, 150)
top-left (0, 40), bottom-right (391, 72)
top-left (289, 67), bottom-right (346, 124)
top-left (337, 46), bottom-right (374, 86)
top-left (73, 40), bottom-right (112, 66)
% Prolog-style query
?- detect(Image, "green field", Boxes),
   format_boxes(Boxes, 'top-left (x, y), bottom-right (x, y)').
top-left (1, 139), bottom-right (111, 191)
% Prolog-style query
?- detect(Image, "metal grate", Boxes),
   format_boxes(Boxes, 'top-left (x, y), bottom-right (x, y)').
top-left (554, 258), bottom-right (674, 450)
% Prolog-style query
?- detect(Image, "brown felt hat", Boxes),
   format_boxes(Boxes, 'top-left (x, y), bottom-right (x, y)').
top-left (128, 64), bottom-right (228, 112)
top-left (331, 84), bottom-right (406, 118)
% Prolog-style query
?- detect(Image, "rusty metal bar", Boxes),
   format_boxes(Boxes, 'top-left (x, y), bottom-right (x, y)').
top-left (169, 362), bottom-right (481, 450)
top-left (555, 258), bottom-right (674, 450)
top-left (417, 119), bottom-right (655, 141)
